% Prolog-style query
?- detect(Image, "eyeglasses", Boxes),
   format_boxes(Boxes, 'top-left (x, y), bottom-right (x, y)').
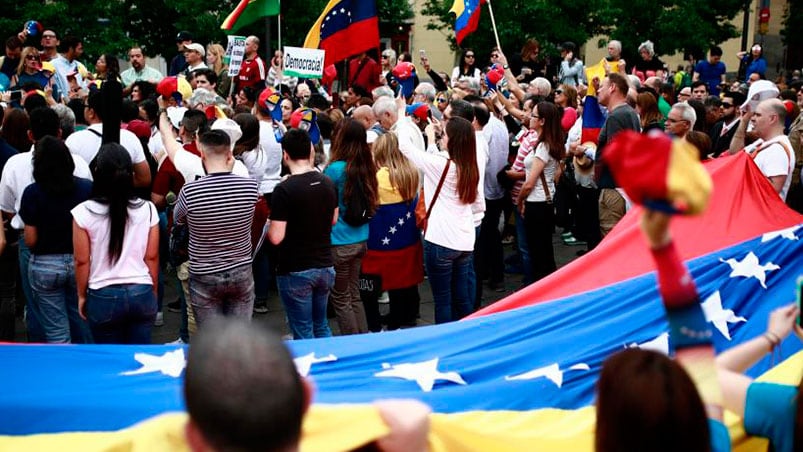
top-left (437, 97), bottom-right (447, 103)
top-left (42, 34), bottom-right (56, 39)
top-left (381, 55), bottom-right (389, 59)
top-left (721, 102), bottom-right (733, 108)
top-left (465, 54), bottom-right (475, 58)
top-left (554, 89), bottom-right (564, 95)
top-left (26, 55), bottom-right (40, 60)
top-left (666, 118), bottom-right (688, 124)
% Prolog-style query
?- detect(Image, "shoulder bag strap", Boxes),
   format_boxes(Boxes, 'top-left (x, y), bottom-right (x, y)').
top-left (539, 171), bottom-right (552, 204)
top-left (425, 159), bottom-right (451, 221)
top-left (350, 57), bottom-right (370, 86)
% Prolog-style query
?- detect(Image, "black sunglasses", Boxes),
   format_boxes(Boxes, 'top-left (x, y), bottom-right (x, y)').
top-left (721, 102), bottom-right (733, 108)
top-left (554, 89), bottom-right (564, 95)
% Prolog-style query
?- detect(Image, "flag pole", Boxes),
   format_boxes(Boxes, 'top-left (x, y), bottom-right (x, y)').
top-left (486, 0), bottom-right (502, 51)
top-left (278, 0), bottom-right (282, 52)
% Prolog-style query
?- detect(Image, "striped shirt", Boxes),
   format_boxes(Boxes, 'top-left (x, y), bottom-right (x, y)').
top-left (174, 172), bottom-right (259, 275)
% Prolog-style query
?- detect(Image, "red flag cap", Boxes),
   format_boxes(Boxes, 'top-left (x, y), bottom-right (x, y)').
top-left (405, 103), bottom-right (430, 122)
top-left (603, 130), bottom-right (711, 215)
top-left (486, 63), bottom-right (505, 87)
top-left (290, 108), bottom-right (320, 145)
top-left (124, 119), bottom-right (151, 140)
top-left (322, 64), bottom-right (337, 86)
top-left (156, 76), bottom-right (192, 105)
top-left (392, 61), bottom-right (415, 81)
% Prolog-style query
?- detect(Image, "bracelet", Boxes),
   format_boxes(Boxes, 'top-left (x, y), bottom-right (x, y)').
top-left (503, 64), bottom-right (509, 70)
top-left (159, 108), bottom-right (167, 115)
top-left (764, 332), bottom-right (781, 351)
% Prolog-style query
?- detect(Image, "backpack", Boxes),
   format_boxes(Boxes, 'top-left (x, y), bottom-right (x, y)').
top-left (342, 179), bottom-right (374, 227)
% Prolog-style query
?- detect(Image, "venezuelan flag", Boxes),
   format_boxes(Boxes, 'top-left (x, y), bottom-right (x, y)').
top-left (303, 0), bottom-right (380, 67)
top-left (450, 0), bottom-right (486, 44)
top-left (361, 168), bottom-right (424, 290)
top-left (220, 0), bottom-right (280, 33)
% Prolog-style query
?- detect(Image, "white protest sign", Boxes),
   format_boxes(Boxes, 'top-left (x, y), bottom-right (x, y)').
top-left (226, 36), bottom-right (247, 77)
top-left (283, 46), bottom-right (325, 79)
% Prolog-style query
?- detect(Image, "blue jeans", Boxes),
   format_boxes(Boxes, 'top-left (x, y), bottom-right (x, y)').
top-left (189, 264), bottom-right (254, 328)
top-left (514, 210), bottom-right (534, 285)
top-left (86, 283), bottom-right (157, 344)
top-left (18, 234), bottom-right (44, 342)
top-left (28, 254), bottom-right (92, 343)
top-left (424, 241), bottom-right (473, 324)
top-left (277, 267), bottom-right (335, 340)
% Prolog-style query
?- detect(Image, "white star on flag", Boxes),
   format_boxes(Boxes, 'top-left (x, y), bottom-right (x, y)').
top-left (389, 226), bottom-right (397, 234)
top-left (406, 212), bottom-right (411, 219)
top-left (720, 251), bottom-right (780, 289)
top-left (120, 348), bottom-right (186, 378)
top-left (374, 358), bottom-right (467, 392)
top-left (294, 353), bottom-right (337, 377)
top-left (761, 224), bottom-right (800, 243)
top-left (627, 332), bottom-right (670, 355)
top-left (505, 362), bottom-right (590, 388)
top-left (382, 237), bottom-right (390, 245)
top-left (340, 7), bottom-right (346, 13)
top-left (701, 291), bottom-right (746, 340)
top-left (398, 218), bottom-right (405, 226)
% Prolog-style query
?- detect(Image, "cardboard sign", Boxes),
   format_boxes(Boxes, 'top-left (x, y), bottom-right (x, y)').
top-left (283, 46), bottom-right (325, 79)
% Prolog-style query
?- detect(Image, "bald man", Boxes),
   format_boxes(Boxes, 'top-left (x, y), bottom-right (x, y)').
top-left (745, 99), bottom-right (795, 200)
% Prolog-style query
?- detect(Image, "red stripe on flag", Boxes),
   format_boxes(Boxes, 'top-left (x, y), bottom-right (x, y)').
top-left (320, 18), bottom-right (380, 67)
top-left (456, 9), bottom-right (482, 44)
top-left (361, 243), bottom-right (424, 291)
top-left (221, 0), bottom-right (251, 30)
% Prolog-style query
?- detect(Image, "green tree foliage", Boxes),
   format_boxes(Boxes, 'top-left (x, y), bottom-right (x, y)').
top-left (422, 0), bottom-right (743, 62)
top-left (0, 0), bottom-right (411, 67)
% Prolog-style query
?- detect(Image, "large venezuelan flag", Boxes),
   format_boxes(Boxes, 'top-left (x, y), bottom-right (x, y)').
top-left (303, 0), bottom-right (379, 67)
top-left (0, 154), bottom-right (801, 450)
top-left (450, 0), bottom-right (486, 44)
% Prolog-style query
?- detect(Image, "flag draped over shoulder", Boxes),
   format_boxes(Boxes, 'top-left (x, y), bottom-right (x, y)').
top-left (303, 0), bottom-right (379, 67)
top-left (220, 0), bottom-right (280, 32)
top-left (450, 0), bottom-right (486, 44)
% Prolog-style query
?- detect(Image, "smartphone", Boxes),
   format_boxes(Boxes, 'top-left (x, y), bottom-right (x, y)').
top-left (419, 49), bottom-right (427, 58)
top-left (8, 90), bottom-right (22, 101)
top-left (797, 276), bottom-right (803, 327)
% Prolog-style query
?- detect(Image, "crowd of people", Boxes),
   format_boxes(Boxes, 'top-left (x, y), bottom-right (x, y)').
top-left (0, 24), bottom-right (802, 450)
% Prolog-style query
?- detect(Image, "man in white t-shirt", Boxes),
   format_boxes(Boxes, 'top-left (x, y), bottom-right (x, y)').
top-left (0, 107), bottom-right (92, 343)
top-left (748, 99), bottom-right (795, 201)
top-left (65, 91), bottom-right (151, 188)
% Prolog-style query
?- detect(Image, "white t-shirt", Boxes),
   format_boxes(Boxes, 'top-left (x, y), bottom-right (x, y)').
top-left (524, 143), bottom-right (558, 203)
top-left (65, 124), bottom-right (147, 166)
top-left (0, 150), bottom-right (93, 229)
top-left (172, 147), bottom-right (250, 183)
top-left (483, 116), bottom-right (510, 201)
top-left (71, 200), bottom-right (158, 290)
top-left (399, 137), bottom-right (475, 252)
top-left (751, 135), bottom-right (794, 201)
top-left (239, 121), bottom-right (282, 195)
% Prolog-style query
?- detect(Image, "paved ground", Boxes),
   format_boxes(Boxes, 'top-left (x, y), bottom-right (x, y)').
top-left (13, 230), bottom-right (588, 343)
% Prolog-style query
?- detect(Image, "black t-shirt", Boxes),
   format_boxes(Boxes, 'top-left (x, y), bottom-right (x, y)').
top-left (633, 57), bottom-right (665, 76)
top-left (270, 171), bottom-right (337, 274)
top-left (19, 177), bottom-right (93, 255)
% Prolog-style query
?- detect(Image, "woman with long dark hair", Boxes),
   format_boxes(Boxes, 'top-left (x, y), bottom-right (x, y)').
top-left (72, 143), bottom-right (159, 344)
top-left (450, 48), bottom-right (481, 89)
top-left (1, 108), bottom-right (32, 153)
top-left (404, 116), bottom-right (478, 324)
top-left (18, 137), bottom-right (93, 343)
top-left (323, 119), bottom-right (378, 334)
top-left (515, 102), bottom-right (564, 281)
top-left (93, 54), bottom-right (120, 82)
top-left (636, 92), bottom-right (665, 132)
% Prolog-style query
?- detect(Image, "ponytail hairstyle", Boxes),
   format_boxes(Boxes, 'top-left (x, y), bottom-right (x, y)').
top-left (329, 118), bottom-right (378, 214)
top-left (32, 136), bottom-right (75, 196)
top-left (535, 102), bottom-right (566, 161)
top-left (90, 143), bottom-right (141, 265)
top-left (444, 116), bottom-right (478, 204)
top-left (371, 132), bottom-right (419, 202)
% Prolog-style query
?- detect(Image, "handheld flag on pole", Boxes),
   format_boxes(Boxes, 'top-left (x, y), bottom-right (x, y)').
top-left (303, 0), bottom-right (380, 67)
top-left (221, 0), bottom-right (280, 33)
top-left (450, 0), bottom-right (487, 45)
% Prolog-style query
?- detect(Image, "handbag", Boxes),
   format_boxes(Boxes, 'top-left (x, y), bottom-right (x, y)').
top-left (415, 159), bottom-right (451, 233)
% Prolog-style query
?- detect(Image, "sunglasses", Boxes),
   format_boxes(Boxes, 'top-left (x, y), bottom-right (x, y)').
top-left (465, 54), bottom-right (475, 58)
top-left (26, 55), bottom-right (40, 60)
top-left (437, 97), bottom-right (447, 103)
top-left (554, 89), bottom-right (564, 95)
top-left (721, 102), bottom-right (733, 108)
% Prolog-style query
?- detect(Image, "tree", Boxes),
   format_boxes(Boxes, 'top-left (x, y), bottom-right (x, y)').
top-left (0, 0), bottom-right (411, 69)
top-left (421, 0), bottom-right (743, 64)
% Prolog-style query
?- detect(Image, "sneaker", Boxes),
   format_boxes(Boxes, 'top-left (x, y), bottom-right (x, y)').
top-left (561, 231), bottom-right (574, 239)
top-left (563, 236), bottom-right (587, 246)
top-left (501, 235), bottom-right (515, 245)
top-left (167, 300), bottom-right (181, 313)
top-left (253, 301), bottom-right (269, 314)
top-left (377, 291), bottom-right (389, 304)
top-left (167, 337), bottom-right (186, 345)
top-left (153, 312), bottom-right (164, 327)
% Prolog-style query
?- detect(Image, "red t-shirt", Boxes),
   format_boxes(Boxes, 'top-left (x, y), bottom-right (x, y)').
top-left (348, 56), bottom-right (381, 92)
top-left (237, 56), bottom-right (267, 91)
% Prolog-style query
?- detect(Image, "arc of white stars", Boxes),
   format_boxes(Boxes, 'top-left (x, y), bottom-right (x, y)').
top-left (374, 358), bottom-right (467, 392)
top-left (505, 362), bottom-right (590, 388)
top-left (389, 226), bottom-right (397, 234)
top-left (720, 251), bottom-right (780, 289)
top-left (627, 332), bottom-right (670, 355)
top-left (761, 224), bottom-right (800, 242)
top-left (294, 353), bottom-right (337, 377)
top-left (120, 348), bottom-right (186, 378)
top-left (701, 291), bottom-right (746, 340)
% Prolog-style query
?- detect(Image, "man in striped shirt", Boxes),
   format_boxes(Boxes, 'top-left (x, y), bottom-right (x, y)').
top-left (174, 130), bottom-right (259, 328)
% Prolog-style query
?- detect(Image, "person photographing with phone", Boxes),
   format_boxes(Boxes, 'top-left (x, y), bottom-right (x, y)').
top-left (266, 50), bottom-right (297, 91)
